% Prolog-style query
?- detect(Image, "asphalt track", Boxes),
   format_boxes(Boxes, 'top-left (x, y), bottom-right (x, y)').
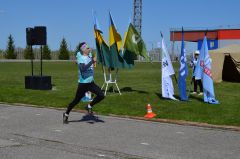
top-left (0, 104), bottom-right (239, 159)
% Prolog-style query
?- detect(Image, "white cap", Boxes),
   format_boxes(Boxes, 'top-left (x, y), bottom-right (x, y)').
top-left (194, 50), bottom-right (200, 55)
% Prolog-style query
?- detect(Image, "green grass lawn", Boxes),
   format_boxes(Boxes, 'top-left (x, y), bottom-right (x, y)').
top-left (0, 61), bottom-right (239, 126)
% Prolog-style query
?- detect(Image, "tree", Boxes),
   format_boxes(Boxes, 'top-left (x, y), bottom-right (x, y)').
top-left (5, 34), bottom-right (16, 59)
top-left (0, 49), bottom-right (4, 59)
top-left (75, 42), bottom-right (81, 54)
top-left (24, 45), bottom-right (34, 59)
top-left (58, 38), bottom-right (69, 60)
top-left (42, 45), bottom-right (51, 60)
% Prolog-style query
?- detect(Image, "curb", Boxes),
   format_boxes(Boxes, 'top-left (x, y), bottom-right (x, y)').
top-left (108, 114), bottom-right (240, 132)
top-left (1, 102), bottom-right (240, 132)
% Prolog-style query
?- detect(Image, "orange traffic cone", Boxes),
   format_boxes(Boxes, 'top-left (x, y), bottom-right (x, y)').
top-left (144, 104), bottom-right (156, 118)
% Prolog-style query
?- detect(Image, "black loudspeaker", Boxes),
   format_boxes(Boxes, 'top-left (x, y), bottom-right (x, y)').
top-left (26, 26), bottom-right (47, 45)
top-left (33, 26), bottom-right (47, 45)
top-left (26, 27), bottom-right (34, 45)
top-left (25, 76), bottom-right (52, 90)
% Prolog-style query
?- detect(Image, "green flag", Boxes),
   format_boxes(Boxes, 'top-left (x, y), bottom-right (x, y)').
top-left (93, 12), bottom-right (113, 68)
top-left (94, 29), bottom-right (113, 68)
top-left (109, 12), bottom-right (125, 69)
top-left (123, 23), bottom-right (150, 64)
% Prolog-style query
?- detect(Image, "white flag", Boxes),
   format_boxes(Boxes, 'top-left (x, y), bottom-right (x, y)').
top-left (159, 37), bottom-right (176, 100)
top-left (161, 38), bottom-right (175, 77)
top-left (162, 76), bottom-right (177, 100)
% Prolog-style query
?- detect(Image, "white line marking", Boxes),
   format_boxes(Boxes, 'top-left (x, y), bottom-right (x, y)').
top-left (54, 129), bottom-right (63, 132)
top-left (97, 154), bottom-right (105, 157)
top-left (176, 131), bottom-right (184, 134)
top-left (141, 142), bottom-right (150, 146)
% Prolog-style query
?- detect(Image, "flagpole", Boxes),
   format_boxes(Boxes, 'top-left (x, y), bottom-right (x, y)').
top-left (173, 74), bottom-right (178, 84)
top-left (114, 67), bottom-right (121, 95)
top-left (92, 10), bottom-right (105, 88)
top-left (99, 43), bottom-right (107, 91)
top-left (201, 30), bottom-right (208, 80)
top-left (204, 29), bottom-right (208, 61)
top-left (188, 51), bottom-right (195, 97)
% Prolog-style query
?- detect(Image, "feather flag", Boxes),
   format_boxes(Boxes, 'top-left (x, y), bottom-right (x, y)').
top-left (195, 36), bottom-right (219, 104)
top-left (178, 28), bottom-right (188, 101)
top-left (160, 33), bottom-right (176, 100)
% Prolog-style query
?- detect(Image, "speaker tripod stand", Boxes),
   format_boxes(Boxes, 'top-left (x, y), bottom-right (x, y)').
top-left (25, 26), bottom-right (52, 90)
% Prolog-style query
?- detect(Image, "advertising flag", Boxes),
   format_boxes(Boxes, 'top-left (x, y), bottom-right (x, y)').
top-left (178, 29), bottom-right (188, 101)
top-left (160, 34), bottom-right (176, 100)
top-left (195, 36), bottom-right (219, 104)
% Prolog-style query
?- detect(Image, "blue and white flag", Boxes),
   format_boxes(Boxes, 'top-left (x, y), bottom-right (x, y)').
top-left (159, 34), bottom-right (176, 100)
top-left (195, 36), bottom-right (219, 104)
top-left (178, 29), bottom-right (188, 101)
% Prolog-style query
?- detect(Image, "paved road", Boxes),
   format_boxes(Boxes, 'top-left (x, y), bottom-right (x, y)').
top-left (0, 104), bottom-right (239, 159)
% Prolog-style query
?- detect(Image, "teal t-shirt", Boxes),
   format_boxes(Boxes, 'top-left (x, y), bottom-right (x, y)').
top-left (76, 52), bottom-right (94, 83)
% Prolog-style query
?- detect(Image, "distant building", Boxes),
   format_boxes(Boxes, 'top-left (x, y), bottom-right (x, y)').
top-left (170, 29), bottom-right (240, 50)
top-left (148, 48), bottom-right (161, 61)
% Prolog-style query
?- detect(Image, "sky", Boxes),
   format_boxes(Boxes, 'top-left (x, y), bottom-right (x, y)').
top-left (1, 0), bottom-right (240, 54)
